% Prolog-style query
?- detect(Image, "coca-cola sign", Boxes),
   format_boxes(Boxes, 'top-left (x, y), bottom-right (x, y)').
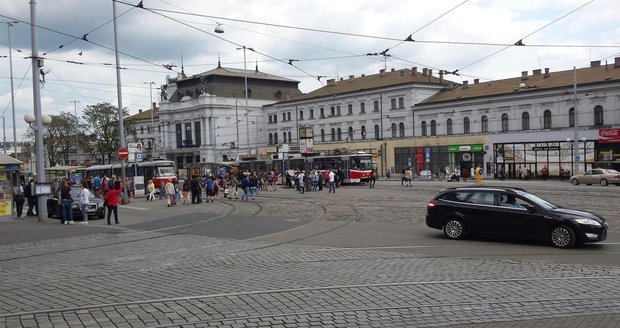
top-left (599, 128), bottom-right (620, 143)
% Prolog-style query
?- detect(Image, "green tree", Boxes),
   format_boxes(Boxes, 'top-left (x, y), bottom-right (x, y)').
top-left (83, 102), bottom-right (134, 164)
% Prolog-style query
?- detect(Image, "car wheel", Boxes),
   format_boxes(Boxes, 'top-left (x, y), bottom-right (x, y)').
top-left (443, 219), bottom-right (466, 240)
top-left (571, 178), bottom-right (579, 186)
top-left (550, 225), bottom-right (576, 249)
top-left (600, 179), bottom-right (608, 186)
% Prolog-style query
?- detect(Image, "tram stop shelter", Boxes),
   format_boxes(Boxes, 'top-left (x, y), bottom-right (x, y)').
top-left (0, 154), bottom-right (23, 222)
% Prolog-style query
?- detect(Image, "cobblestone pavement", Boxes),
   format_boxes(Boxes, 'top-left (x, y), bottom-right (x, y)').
top-left (0, 179), bottom-right (618, 327)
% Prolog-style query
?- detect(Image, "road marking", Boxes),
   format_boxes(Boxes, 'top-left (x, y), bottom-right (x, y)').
top-left (120, 205), bottom-right (149, 211)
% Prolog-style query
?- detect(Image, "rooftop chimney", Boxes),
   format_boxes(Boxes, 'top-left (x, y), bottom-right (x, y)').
top-left (462, 80), bottom-right (469, 89)
top-left (590, 60), bottom-right (601, 67)
top-left (422, 68), bottom-right (428, 76)
top-left (139, 109), bottom-right (142, 113)
top-left (391, 68), bottom-right (395, 72)
top-left (474, 78), bottom-right (479, 84)
top-left (521, 71), bottom-right (528, 81)
top-left (326, 78), bottom-right (336, 86)
top-left (428, 69), bottom-right (433, 82)
top-left (412, 67), bottom-right (417, 75)
top-left (361, 74), bottom-right (366, 77)
top-left (439, 70), bottom-right (444, 83)
top-left (533, 69), bottom-right (542, 75)
top-left (152, 102), bottom-right (157, 109)
top-left (380, 69), bottom-right (386, 76)
top-left (544, 68), bottom-right (550, 78)
top-left (348, 75), bottom-right (354, 80)
top-left (340, 77), bottom-right (343, 81)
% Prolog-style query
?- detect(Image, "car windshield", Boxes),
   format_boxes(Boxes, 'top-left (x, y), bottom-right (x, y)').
top-left (516, 191), bottom-right (557, 210)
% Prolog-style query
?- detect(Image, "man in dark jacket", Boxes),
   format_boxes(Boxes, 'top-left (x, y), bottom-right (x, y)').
top-left (25, 178), bottom-right (37, 217)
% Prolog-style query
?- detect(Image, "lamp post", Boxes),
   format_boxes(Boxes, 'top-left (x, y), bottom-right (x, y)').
top-left (24, 113), bottom-right (51, 221)
top-left (143, 82), bottom-right (156, 150)
top-left (2, 21), bottom-right (18, 158)
top-left (70, 101), bottom-right (80, 165)
top-left (236, 46), bottom-right (253, 156)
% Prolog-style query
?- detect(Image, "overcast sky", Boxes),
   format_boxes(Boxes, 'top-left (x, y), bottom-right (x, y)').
top-left (1, 0), bottom-right (619, 142)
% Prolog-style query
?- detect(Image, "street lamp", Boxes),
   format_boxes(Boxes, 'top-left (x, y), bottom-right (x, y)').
top-left (70, 101), bottom-right (80, 165)
top-left (236, 46), bottom-right (254, 156)
top-left (143, 82), bottom-right (156, 152)
top-left (2, 20), bottom-right (18, 158)
top-left (24, 113), bottom-right (52, 221)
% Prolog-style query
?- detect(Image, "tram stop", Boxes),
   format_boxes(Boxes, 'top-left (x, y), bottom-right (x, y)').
top-left (0, 154), bottom-right (23, 222)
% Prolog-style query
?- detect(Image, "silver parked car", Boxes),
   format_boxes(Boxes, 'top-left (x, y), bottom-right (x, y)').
top-left (570, 168), bottom-right (620, 186)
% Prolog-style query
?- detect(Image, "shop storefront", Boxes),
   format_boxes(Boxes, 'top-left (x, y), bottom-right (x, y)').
top-left (394, 144), bottom-right (484, 178)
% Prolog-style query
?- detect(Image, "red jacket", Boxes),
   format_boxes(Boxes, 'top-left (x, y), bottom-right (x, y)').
top-left (103, 185), bottom-right (123, 206)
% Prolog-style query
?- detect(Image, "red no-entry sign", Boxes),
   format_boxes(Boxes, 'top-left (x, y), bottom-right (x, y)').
top-left (117, 147), bottom-right (129, 159)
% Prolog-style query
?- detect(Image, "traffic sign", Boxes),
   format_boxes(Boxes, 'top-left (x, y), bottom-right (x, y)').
top-left (118, 147), bottom-right (129, 159)
top-left (135, 152), bottom-right (143, 161)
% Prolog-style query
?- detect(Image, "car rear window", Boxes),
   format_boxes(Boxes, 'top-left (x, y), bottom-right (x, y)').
top-left (439, 191), bottom-right (470, 202)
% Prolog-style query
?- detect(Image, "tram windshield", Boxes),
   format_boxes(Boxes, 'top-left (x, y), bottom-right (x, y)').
top-left (351, 156), bottom-right (373, 170)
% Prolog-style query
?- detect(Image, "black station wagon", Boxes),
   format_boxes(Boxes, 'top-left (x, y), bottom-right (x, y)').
top-left (426, 186), bottom-right (608, 248)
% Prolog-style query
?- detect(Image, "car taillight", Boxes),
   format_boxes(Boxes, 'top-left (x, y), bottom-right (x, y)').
top-left (427, 202), bottom-right (437, 208)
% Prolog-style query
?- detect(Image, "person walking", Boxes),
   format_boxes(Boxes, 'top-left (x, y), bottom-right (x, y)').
top-left (164, 179), bottom-right (175, 207)
top-left (328, 169), bottom-right (336, 193)
top-left (146, 179), bottom-right (155, 201)
top-left (249, 172), bottom-right (258, 200)
top-left (12, 181), bottom-right (25, 219)
top-left (298, 171), bottom-right (305, 194)
top-left (204, 177), bottom-right (215, 203)
top-left (59, 179), bottom-right (74, 224)
top-left (78, 180), bottom-right (91, 224)
top-left (241, 174), bottom-right (250, 201)
top-left (182, 179), bottom-right (191, 204)
top-left (384, 169), bottom-right (391, 180)
top-left (103, 181), bottom-right (123, 225)
top-left (25, 178), bottom-right (37, 217)
top-left (369, 169), bottom-right (376, 188)
top-left (404, 167), bottom-right (413, 187)
top-left (231, 174), bottom-right (240, 199)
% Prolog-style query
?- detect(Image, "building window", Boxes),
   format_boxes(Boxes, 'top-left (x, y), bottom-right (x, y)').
top-left (347, 104), bottom-right (353, 115)
top-left (274, 132), bottom-right (278, 144)
top-left (568, 108), bottom-right (574, 127)
top-left (348, 126), bottom-right (354, 140)
top-left (446, 119), bottom-right (453, 135)
top-left (288, 131), bottom-right (292, 142)
top-left (273, 115), bottom-right (277, 123)
top-left (283, 132), bottom-right (287, 143)
top-left (299, 110), bottom-right (304, 120)
top-left (140, 127), bottom-right (144, 134)
top-left (269, 116), bottom-right (273, 124)
top-left (336, 106), bottom-right (341, 116)
top-left (360, 103), bottom-right (365, 113)
top-left (287, 112), bottom-right (291, 121)
top-left (321, 129), bottom-right (325, 142)
top-left (320, 108), bottom-right (325, 118)
top-left (398, 97), bottom-right (404, 108)
top-left (337, 128), bottom-right (342, 141)
top-left (269, 133), bottom-right (273, 144)
top-left (399, 123), bottom-right (405, 137)
top-left (391, 123), bottom-right (397, 138)
top-left (481, 116), bottom-right (488, 133)
top-left (543, 110), bottom-right (552, 129)
top-left (421, 121), bottom-right (427, 136)
top-left (501, 113), bottom-right (509, 132)
top-left (374, 124), bottom-right (380, 139)
top-left (373, 100), bottom-right (379, 112)
top-left (194, 121), bottom-right (201, 146)
top-left (147, 126), bottom-right (151, 134)
top-left (175, 123), bottom-right (182, 148)
top-left (594, 105), bottom-right (604, 126)
top-left (391, 98), bottom-right (396, 109)
top-left (361, 126), bottom-right (366, 140)
top-left (430, 120), bottom-right (437, 136)
top-left (330, 107), bottom-right (335, 117)
top-left (522, 112), bottom-right (530, 130)
top-left (282, 113), bottom-right (286, 121)
top-left (331, 128), bottom-right (335, 141)
top-left (464, 117), bottom-right (470, 134)
top-left (309, 109), bottom-right (314, 119)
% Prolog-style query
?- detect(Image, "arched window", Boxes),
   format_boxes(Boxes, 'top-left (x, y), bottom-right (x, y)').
top-left (568, 107), bottom-right (575, 127)
top-left (283, 132), bottom-right (287, 143)
top-left (481, 116), bottom-right (488, 133)
top-left (374, 124), bottom-right (380, 139)
top-left (348, 126), bottom-right (354, 141)
top-left (391, 123), bottom-right (397, 138)
top-left (288, 131), bottom-right (292, 142)
top-left (446, 119), bottom-right (453, 135)
top-left (320, 129), bottom-right (325, 142)
top-left (501, 113), bottom-right (509, 132)
top-left (543, 110), bottom-right (552, 129)
top-left (337, 128), bottom-right (342, 141)
top-left (421, 121), bottom-right (427, 136)
top-left (331, 128), bottom-right (336, 141)
top-left (522, 112), bottom-right (530, 130)
top-left (399, 123), bottom-right (405, 137)
top-left (463, 117), bottom-right (470, 134)
top-left (274, 132), bottom-right (278, 144)
top-left (430, 120), bottom-right (437, 136)
top-left (269, 133), bottom-right (273, 144)
top-left (594, 105), bottom-right (604, 126)
top-left (361, 126), bottom-right (366, 140)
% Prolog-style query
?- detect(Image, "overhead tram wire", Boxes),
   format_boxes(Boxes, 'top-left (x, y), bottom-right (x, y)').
top-left (458, 0), bottom-right (596, 72)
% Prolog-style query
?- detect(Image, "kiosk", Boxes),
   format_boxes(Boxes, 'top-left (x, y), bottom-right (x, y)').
top-left (0, 154), bottom-right (23, 222)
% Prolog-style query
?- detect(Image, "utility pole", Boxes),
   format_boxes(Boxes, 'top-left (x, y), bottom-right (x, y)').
top-left (112, 1), bottom-right (128, 203)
